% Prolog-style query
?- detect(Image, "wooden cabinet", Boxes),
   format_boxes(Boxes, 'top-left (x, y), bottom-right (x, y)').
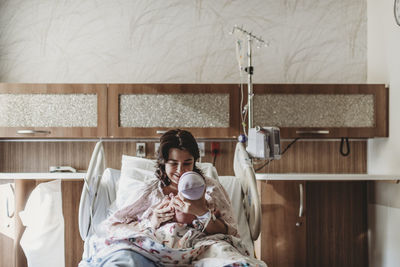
top-left (253, 84), bottom-right (388, 138)
top-left (107, 84), bottom-right (240, 138)
top-left (0, 84), bottom-right (107, 138)
top-left (0, 83), bottom-right (389, 139)
top-left (3, 180), bottom-right (84, 267)
top-left (0, 182), bottom-right (15, 267)
top-left (256, 180), bottom-right (368, 267)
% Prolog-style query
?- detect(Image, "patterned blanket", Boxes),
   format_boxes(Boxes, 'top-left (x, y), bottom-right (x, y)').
top-left (80, 220), bottom-right (266, 266)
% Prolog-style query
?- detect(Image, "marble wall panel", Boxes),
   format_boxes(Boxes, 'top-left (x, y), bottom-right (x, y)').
top-left (119, 94), bottom-right (229, 127)
top-left (0, 0), bottom-right (366, 83)
top-left (0, 94), bottom-right (97, 127)
top-left (254, 94), bottom-right (374, 127)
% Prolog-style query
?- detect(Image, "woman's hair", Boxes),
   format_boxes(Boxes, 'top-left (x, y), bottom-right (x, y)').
top-left (155, 129), bottom-right (203, 186)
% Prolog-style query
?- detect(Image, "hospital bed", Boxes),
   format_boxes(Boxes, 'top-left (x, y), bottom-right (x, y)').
top-left (78, 141), bottom-right (262, 262)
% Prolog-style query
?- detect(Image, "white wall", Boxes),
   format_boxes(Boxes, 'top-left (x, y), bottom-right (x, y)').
top-left (0, 0), bottom-right (366, 83)
top-left (367, 1), bottom-right (400, 266)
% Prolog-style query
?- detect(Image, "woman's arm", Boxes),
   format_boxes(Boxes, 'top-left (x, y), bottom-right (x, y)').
top-left (109, 180), bottom-right (162, 225)
top-left (201, 213), bottom-right (227, 235)
top-left (204, 177), bottom-right (239, 236)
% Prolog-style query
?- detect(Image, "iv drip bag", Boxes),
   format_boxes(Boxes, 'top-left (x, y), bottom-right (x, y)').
top-left (235, 37), bottom-right (246, 72)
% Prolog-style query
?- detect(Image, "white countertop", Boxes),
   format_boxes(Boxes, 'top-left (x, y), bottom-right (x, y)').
top-left (256, 173), bottom-right (400, 181)
top-left (1, 172), bottom-right (399, 181)
top-left (0, 172), bottom-right (86, 179)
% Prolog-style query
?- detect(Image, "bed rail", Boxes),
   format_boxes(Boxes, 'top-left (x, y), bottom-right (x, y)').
top-left (233, 142), bottom-right (261, 240)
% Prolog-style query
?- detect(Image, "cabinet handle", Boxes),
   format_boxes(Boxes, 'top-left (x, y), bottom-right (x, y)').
top-left (299, 183), bottom-right (303, 218)
top-left (296, 130), bottom-right (329, 135)
top-left (156, 130), bottom-right (167, 135)
top-left (16, 130), bottom-right (51, 135)
top-left (6, 184), bottom-right (15, 218)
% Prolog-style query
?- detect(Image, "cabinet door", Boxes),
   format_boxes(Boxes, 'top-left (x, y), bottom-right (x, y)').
top-left (256, 180), bottom-right (306, 267)
top-left (0, 84), bottom-right (107, 138)
top-left (0, 182), bottom-right (15, 267)
top-left (306, 181), bottom-right (368, 267)
top-left (108, 84), bottom-right (240, 138)
top-left (253, 84), bottom-right (388, 138)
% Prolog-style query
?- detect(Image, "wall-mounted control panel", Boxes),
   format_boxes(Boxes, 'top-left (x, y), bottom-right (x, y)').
top-left (136, 143), bottom-right (146, 157)
top-left (198, 142), bottom-right (205, 157)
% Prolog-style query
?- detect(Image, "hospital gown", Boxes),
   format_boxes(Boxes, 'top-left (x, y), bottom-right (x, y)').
top-left (79, 176), bottom-right (267, 267)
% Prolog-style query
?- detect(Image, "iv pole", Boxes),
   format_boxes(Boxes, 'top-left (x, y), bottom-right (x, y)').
top-left (231, 25), bottom-right (267, 130)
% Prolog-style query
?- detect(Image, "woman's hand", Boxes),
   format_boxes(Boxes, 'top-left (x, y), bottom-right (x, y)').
top-left (150, 196), bottom-right (175, 229)
top-left (170, 192), bottom-right (208, 217)
top-left (171, 193), bottom-right (228, 235)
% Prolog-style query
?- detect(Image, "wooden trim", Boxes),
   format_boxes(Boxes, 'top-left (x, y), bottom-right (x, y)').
top-left (98, 85), bottom-right (108, 138)
top-left (253, 84), bottom-right (388, 138)
top-left (0, 84), bottom-right (108, 138)
top-left (108, 84), bottom-right (240, 138)
top-left (14, 180), bottom-right (36, 267)
top-left (62, 181), bottom-right (84, 267)
top-left (374, 85), bottom-right (389, 137)
top-left (254, 83), bottom-right (384, 95)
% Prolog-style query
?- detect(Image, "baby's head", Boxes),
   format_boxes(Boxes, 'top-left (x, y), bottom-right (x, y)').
top-left (178, 171), bottom-right (205, 200)
top-left (172, 171), bottom-right (205, 224)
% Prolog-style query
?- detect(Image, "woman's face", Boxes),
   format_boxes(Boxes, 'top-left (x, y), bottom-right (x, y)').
top-left (165, 148), bottom-right (195, 186)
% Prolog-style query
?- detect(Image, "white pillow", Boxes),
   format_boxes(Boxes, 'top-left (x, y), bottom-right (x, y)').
top-left (121, 155), bottom-right (157, 173)
top-left (115, 156), bottom-right (157, 209)
top-left (116, 155), bottom-right (219, 209)
top-left (120, 155), bottom-right (219, 180)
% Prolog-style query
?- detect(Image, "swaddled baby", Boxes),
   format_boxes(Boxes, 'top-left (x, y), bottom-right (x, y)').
top-left (170, 171), bottom-right (206, 224)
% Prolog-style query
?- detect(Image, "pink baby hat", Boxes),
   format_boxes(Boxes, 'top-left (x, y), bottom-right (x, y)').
top-left (178, 171), bottom-right (205, 200)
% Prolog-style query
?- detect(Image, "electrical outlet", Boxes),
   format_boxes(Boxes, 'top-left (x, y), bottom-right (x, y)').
top-left (154, 142), bottom-right (160, 157)
top-left (198, 142), bottom-right (205, 157)
top-left (136, 143), bottom-right (146, 157)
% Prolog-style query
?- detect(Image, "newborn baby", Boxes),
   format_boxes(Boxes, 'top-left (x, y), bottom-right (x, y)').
top-left (170, 171), bottom-right (206, 224)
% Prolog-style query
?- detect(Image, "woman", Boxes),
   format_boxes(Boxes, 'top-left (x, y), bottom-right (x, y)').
top-left (87, 129), bottom-right (264, 267)
top-left (150, 129), bottom-right (233, 235)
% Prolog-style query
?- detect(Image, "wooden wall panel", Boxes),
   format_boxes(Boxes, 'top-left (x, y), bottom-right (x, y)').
top-left (0, 234), bottom-right (14, 267)
top-left (254, 140), bottom-right (367, 174)
top-left (0, 139), bottom-right (367, 175)
top-left (0, 142), bottom-right (96, 173)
